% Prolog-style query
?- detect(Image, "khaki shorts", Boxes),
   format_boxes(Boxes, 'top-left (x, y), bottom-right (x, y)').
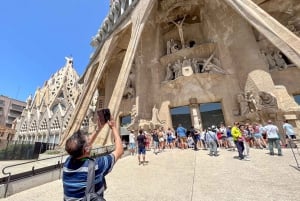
top-left (180, 137), bottom-right (187, 143)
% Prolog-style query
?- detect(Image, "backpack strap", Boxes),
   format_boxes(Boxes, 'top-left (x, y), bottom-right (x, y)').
top-left (85, 158), bottom-right (95, 195)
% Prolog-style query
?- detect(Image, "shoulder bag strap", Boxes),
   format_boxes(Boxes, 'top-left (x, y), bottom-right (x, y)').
top-left (85, 158), bottom-right (95, 195)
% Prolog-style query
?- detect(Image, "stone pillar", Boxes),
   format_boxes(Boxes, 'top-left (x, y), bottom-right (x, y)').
top-left (189, 98), bottom-right (202, 131)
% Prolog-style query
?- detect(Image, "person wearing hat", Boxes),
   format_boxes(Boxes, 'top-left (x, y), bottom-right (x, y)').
top-left (263, 120), bottom-right (282, 156)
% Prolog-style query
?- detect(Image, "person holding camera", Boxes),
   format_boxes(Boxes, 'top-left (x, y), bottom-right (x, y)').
top-left (62, 110), bottom-right (124, 201)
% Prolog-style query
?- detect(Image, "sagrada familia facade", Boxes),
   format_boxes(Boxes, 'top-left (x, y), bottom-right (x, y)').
top-left (14, 58), bottom-right (99, 146)
top-left (16, 0), bottom-right (300, 147)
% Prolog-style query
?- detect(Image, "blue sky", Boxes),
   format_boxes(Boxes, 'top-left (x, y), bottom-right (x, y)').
top-left (0, 0), bottom-right (109, 102)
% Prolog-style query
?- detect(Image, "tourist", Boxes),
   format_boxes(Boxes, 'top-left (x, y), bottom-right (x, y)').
top-left (264, 120), bottom-right (282, 156)
top-left (166, 128), bottom-right (174, 149)
top-left (283, 120), bottom-right (296, 147)
top-left (231, 121), bottom-right (246, 160)
top-left (187, 134), bottom-right (194, 148)
top-left (137, 129), bottom-right (147, 165)
top-left (190, 126), bottom-right (199, 151)
top-left (176, 124), bottom-right (187, 149)
top-left (200, 129), bottom-right (207, 150)
top-left (63, 118), bottom-right (123, 200)
top-left (158, 127), bottom-right (165, 151)
top-left (152, 129), bottom-right (159, 154)
top-left (129, 130), bottom-right (136, 155)
top-left (205, 127), bottom-right (218, 156)
top-left (253, 123), bottom-right (267, 149)
top-left (219, 122), bottom-right (228, 148)
top-left (240, 124), bottom-right (250, 160)
top-left (226, 126), bottom-right (235, 151)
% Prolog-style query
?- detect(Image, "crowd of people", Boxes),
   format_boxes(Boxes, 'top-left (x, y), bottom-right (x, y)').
top-left (128, 119), bottom-right (297, 163)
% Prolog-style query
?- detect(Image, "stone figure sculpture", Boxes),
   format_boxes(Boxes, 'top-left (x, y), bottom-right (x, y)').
top-left (273, 51), bottom-right (287, 70)
top-left (170, 39), bottom-right (181, 54)
top-left (237, 93), bottom-right (250, 115)
top-left (173, 59), bottom-right (183, 78)
top-left (258, 91), bottom-right (277, 109)
top-left (164, 63), bottom-right (174, 81)
top-left (265, 49), bottom-right (277, 70)
top-left (151, 105), bottom-right (164, 125)
top-left (245, 90), bottom-right (258, 112)
top-left (111, 0), bottom-right (121, 23)
top-left (191, 58), bottom-right (200, 73)
top-left (171, 15), bottom-right (186, 48)
top-left (202, 58), bottom-right (227, 74)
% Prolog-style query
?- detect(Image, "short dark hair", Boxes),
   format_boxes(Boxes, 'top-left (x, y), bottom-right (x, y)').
top-left (65, 130), bottom-right (87, 159)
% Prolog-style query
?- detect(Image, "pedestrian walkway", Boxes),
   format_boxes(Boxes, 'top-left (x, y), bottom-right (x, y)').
top-left (1, 148), bottom-right (300, 201)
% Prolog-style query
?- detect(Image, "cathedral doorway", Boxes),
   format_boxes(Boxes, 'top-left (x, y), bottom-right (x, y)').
top-left (199, 102), bottom-right (225, 129)
top-left (171, 106), bottom-right (192, 129)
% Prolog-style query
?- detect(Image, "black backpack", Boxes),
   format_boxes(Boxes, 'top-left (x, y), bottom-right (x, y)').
top-left (83, 159), bottom-right (106, 201)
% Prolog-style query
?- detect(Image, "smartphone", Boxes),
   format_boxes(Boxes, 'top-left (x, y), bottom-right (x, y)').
top-left (97, 108), bottom-right (111, 125)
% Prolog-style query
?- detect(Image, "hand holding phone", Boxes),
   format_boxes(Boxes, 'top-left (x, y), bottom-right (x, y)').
top-left (97, 108), bottom-right (111, 126)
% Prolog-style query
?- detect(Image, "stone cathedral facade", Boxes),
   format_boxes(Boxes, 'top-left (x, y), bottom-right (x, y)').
top-left (14, 58), bottom-right (98, 146)
top-left (62, 0), bottom-right (300, 145)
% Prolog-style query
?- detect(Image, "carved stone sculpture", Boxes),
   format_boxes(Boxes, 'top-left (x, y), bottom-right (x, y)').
top-left (170, 39), bottom-right (181, 54)
top-left (258, 91), bottom-right (278, 110)
top-left (171, 15), bottom-right (186, 48)
top-left (164, 63), bottom-right (174, 81)
top-left (202, 58), bottom-right (227, 74)
top-left (265, 49), bottom-right (277, 70)
top-left (191, 58), bottom-right (200, 73)
top-left (245, 90), bottom-right (258, 112)
top-left (273, 51), bottom-right (287, 70)
top-left (237, 93), bottom-right (250, 116)
top-left (173, 59), bottom-right (183, 78)
top-left (151, 105), bottom-right (164, 125)
top-left (111, 0), bottom-right (121, 23)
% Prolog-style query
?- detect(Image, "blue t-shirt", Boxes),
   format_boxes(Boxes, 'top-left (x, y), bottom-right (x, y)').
top-left (176, 126), bottom-right (187, 137)
top-left (283, 123), bottom-right (295, 136)
top-left (63, 154), bottom-right (115, 201)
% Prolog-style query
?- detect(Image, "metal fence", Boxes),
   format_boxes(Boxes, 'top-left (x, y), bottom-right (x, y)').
top-left (0, 140), bottom-right (57, 160)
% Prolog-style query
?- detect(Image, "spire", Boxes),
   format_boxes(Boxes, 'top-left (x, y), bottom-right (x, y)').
top-left (64, 56), bottom-right (73, 68)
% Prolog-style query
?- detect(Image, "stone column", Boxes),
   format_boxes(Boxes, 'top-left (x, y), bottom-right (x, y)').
top-left (189, 98), bottom-right (202, 131)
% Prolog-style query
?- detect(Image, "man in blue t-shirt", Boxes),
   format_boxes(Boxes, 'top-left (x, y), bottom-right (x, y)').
top-left (283, 120), bottom-right (297, 147)
top-left (63, 118), bottom-right (124, 201)
top-left (176, 124), bottom-right (187, 149)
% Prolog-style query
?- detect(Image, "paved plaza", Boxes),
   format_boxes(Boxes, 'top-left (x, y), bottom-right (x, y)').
top-left (1, 147), bottom-right (300, 201)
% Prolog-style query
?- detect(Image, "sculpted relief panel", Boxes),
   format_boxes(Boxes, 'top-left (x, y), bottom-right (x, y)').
top-left (163, 53), bottom-right (228, 82)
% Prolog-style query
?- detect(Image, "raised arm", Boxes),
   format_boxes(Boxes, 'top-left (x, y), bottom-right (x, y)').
top-left (108, 119), bottom-right (124, 161)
